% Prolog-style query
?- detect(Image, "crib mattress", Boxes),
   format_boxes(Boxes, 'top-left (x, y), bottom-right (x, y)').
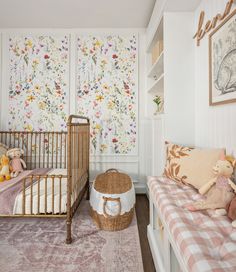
top-left (0, 168), bottom-right (86, 215)
top-left (148, 176), bottom-right (236, 272)
top-left (14, 168), bottom-right (69, 215)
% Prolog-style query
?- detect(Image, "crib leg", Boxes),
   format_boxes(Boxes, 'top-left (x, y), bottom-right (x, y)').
top-left (66, 219), bottom-right (72, 244)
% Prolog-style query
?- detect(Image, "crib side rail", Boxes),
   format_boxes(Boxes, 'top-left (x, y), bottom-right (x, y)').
top-left (18, 174), bottom-right (68, 216)
top-left (0, 131), bottom-right (67, 169)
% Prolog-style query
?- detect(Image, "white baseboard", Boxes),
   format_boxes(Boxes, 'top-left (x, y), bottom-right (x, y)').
top-left (134, 182), bottom-right (147, 194)
top-left (90, 180), bottom-right (147, 195)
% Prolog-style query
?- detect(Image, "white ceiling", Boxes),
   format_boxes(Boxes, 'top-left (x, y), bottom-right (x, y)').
top-left (0, 0), bottom-right (156, 28)
top-left (165, 0), bottom-right (201, 11)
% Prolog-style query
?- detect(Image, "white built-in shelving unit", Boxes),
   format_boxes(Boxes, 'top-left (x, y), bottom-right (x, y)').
top-left (147, 51), bottom-right (164, 79)
top-left (145, 17), bottom-right (165, 119)
top-left (147, 73), bottom-right (164, 94)
top-left (146, 1), bottom-right (199, 271)
top-left (145, 7), bottom-right (195, 176)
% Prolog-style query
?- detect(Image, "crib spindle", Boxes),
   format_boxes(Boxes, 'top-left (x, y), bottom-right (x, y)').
top-left (30, 133), bottom-right (33, 170)
top-left (52, 176), bottom-right (55, 214)
top-left (30, 176), bottom-right (33, 214)
top-left (39, 132), bottom-right (41, 168)
top-left (59, 176), bottom-right (62, 214)
top-left (37, 176), bottom-right (40, 214)
top-left (45, 176), bottom-right (48, 214)
top-left (22, 178), bottom-right (26, 215)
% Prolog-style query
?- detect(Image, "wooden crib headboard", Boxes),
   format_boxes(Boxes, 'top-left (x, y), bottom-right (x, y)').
top-left (0, 115), bottom-right (90, 172)
top-left (0, 131), bottom-right (68, 169)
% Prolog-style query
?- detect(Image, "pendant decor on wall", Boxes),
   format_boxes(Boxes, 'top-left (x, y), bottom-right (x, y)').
top-left (194, 0), bottom-right (234, 46)
top-left (76, 35), bottom-right (138, 155)
top-left (209, 9), bottom-right (236, 106)
top-left (8, 35), bottom-right (69, 131)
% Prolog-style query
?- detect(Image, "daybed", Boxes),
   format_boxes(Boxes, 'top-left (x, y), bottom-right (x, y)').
top-left (147, 176), bottom-right (236, 272)
top-left (0, 115), bottom-right (90, 244)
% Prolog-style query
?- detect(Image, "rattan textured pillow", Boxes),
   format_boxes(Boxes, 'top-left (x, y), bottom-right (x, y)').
top-left (163, 142), bottom-right (225, 189)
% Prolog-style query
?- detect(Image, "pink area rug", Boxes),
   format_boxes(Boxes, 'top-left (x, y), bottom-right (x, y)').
top-left (0, 200), bottom-right (143, 272)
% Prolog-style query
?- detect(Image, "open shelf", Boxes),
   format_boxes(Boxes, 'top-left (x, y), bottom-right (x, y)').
top-left (145, 113), bottom-right (165, 120)
top-left (147, 73), bottom-right (164, 94)
top-left (147, 51), bottom-right (164, 79)
top-left (153, 113), bottom-right (165, 119)
top-left (147, 17), bottom-right (164, 53)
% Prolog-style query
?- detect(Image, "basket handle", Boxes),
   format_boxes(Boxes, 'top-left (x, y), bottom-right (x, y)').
top-left (103, 196), bottom-right (121, 219)
top-left (105, 168), bottom-right (119, 173)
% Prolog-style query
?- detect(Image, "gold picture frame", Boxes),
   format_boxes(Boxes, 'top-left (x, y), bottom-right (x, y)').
top-left (209, 9), bottom-right (236, 106)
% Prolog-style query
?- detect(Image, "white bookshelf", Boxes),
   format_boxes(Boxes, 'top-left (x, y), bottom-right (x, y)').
top-left (147, 15), bottom-right (164, 53)
top-left (145, 10), bottom-right (195, 179)
top-left (146, 16), bottom-right (164, 119)
top-left (147, 73), bottom-right (164, 94)
top-left (147, 51), bottom-right (164, 80)
top-left (145, 2), bottom-right (199, 271)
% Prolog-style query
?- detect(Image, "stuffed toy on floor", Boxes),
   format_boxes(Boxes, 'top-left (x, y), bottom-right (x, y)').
top-left (186, 154), bottom-right (236, 212)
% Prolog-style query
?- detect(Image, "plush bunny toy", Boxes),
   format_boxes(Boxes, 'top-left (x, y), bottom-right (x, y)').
top-left (187, 154), bottom-right (236, 212)
top-left (6, 148), bottom-right (27, 178)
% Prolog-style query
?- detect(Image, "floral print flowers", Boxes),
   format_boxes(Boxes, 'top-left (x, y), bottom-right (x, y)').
top-left (77, 35), bottom-right (137, 155)
top-left (8, 35), bottom-right (69, 131)
top-left (7, 33), bottom-right (137, 156)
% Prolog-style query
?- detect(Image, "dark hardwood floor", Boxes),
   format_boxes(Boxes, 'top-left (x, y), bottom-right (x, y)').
top-left (135, 194), bottom-right (155, 272)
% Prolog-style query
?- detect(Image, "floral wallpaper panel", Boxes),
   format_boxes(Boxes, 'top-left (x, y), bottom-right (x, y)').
top-left (8, 35), bottom-right (69, 131)
top-left (76, 35), bottom-right (138, 155)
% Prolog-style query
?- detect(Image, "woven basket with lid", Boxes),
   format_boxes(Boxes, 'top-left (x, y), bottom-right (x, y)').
top-left (90, 169), bottom-right (135, 231)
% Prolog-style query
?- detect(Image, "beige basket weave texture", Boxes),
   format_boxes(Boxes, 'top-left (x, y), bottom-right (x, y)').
top-left (90, 169), bottom-right (135, 231)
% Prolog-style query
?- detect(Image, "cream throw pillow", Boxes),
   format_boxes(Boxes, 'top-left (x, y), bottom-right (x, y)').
top-left (163, 143), bottom-right (224, 189)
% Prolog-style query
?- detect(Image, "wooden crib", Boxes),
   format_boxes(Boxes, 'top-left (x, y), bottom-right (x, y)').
top-left (0, 115), bottom-right (90, 244)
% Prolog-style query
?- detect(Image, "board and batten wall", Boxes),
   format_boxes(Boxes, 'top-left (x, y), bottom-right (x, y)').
top-left (194, 0), bottom-right (236, 156)
top-left (0, 29), bottom-right (149, 192)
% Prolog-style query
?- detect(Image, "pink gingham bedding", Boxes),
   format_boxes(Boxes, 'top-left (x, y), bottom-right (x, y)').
top-left (148, 176), bottom-right (236, 272)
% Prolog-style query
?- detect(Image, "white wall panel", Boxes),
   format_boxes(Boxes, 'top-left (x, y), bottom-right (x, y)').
top-left (164, 12), bottom-right (195, 147)
top-left (0, 28), bottom-right (148, 190)
top-left (194, 0), bottom-right (236, 157)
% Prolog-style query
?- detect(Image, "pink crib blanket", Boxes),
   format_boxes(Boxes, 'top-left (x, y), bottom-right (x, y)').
top-left (0, 169), bottom-right (50, 215)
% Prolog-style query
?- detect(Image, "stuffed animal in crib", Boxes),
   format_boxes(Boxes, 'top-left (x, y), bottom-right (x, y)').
top-left (6, 148), bottom-right (26, 178)
top-left (0, 155), bottom-right (12, 181)
top-left (187, 155), bottom-right (236, 212)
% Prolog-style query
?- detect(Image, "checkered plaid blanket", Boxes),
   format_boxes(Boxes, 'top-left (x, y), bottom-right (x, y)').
top-left (148, 176), bottom-right (236, 272)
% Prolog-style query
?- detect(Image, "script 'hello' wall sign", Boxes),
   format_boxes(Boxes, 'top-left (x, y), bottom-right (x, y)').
top-left (194, 0), bottom-right (235, 46)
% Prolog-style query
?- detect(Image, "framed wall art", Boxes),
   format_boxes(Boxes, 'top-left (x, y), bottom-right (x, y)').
top-left (209, 9), bottom-right (236, 106)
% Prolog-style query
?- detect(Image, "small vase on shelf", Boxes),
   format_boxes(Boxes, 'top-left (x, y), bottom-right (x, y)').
top-left (153, 95), bottom-right (163, 116)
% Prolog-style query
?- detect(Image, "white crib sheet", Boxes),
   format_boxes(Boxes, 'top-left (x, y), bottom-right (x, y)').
top-left (13, 169), bottom-right (68, 215)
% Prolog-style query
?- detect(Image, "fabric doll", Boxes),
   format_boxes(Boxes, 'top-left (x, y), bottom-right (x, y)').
top-left (186, 154), bottom-right (236, 212)
top-left (0, 155), bottom-right (11, 181)
top-left (6, 148), bottom-right (27, 178)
